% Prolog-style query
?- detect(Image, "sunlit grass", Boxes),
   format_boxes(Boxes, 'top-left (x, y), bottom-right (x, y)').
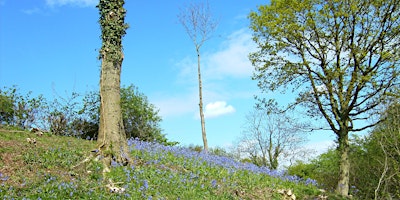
top-left (0, 128), bottom-right (336, 199)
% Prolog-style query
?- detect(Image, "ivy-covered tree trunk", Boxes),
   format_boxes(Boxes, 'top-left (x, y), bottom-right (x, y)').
top-left (97, 0), bottom-right (130, 169)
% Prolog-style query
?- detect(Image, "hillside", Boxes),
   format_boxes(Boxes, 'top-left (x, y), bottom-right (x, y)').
top-left (0, 127), bottom-right (339, 199)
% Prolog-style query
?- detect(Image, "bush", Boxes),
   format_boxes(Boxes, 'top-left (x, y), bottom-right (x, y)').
top-left (0, 85), bottom-right (174, 145)
top-left (0, 86), bottom-right (47, 129)
top-left (0, 92), bottom-right (14, 124)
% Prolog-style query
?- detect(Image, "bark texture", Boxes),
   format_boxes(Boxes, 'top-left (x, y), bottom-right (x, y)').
top-left (97, 58), bottom-right (129, 169)
top-left (337, 129), bottom-right (350, 196)
top-left (97, 0), bottom-right (130, 169)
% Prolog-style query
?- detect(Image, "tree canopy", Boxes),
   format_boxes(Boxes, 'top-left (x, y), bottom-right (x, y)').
top-left (249, 0), bottom-right (400, 196)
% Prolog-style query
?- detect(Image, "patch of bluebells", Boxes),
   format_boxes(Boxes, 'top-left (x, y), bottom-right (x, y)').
top-left (0, 172), bottom-right (9, 182)
top-left (127, 138), bottom-right (317, 186)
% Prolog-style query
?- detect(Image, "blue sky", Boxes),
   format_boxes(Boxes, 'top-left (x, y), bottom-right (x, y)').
top-left (0, 0), bottom-right (336, 155)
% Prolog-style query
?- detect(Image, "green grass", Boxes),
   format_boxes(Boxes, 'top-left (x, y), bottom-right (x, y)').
top-left (0, 127), bottom-right (343, 199)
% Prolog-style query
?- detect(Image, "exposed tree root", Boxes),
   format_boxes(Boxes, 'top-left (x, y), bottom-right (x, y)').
top-left (71, 148), bottom-right (132, 194)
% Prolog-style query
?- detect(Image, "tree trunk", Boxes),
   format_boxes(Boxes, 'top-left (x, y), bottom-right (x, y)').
top-left (97, 58), bottom-right (129, 170)
top-left (337, 129), bottom-right (350, 196)
top-left (197, 51), bottom-right (208, 152)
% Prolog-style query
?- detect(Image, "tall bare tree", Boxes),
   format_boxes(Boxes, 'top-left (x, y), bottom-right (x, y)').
top-left (178, 1), bottom-right (217, 152)
top-left (97, 0), bottom-right (130, 170)
top-left (249, 0), bottom-right (400, 196)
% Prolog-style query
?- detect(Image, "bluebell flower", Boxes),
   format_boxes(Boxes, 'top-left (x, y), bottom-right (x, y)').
top-left (211, 179), bottom-right (217, 188)
top-left (111, 159), bottom-right (119, 167)
top-left (305, 178), bottom-right (318, 186)
top-left (0, 172), bottom-right (9, 181)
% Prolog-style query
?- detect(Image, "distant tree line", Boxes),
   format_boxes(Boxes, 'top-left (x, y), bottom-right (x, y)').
top-left (0, 85), bottom-right (175, 145)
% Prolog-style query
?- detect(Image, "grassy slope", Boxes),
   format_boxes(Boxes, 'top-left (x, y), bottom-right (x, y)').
top-left (0, 127), bottom-right (342, 199)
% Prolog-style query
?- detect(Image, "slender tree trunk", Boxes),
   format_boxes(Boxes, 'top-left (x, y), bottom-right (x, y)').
top-left (97, 57), bottom-right (129, 170)
top-left (197, 50), bottom-right (208, 152)
top-left (178, 1), bottom-right (216, 153)
top-left (337, 129), bottom-right (350, 196)
top-left (268, 136), bottom-right (274, 168)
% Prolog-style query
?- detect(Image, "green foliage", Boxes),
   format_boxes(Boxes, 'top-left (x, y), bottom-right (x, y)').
top-left (249, 0), bottom-right (400, 195)
top-left (187, 144), bottom-right (204, 153)
top-left (349, 103), bottom-right (400, 199)
top-left (249, 0), bottom-right (400, 129)
top-left (208, 146), bottom-right (234, 158)
top-left (288, 124), bottom-right (400, 199)
top-left (120, 85), bottom-right (166, 143)
top-left (0, 86), bottom-right (47, 129)
top-left (287, 150), bottom-right (337, 192)
top-left (187, 145), bottom-right (235, 158)
top-left (314, 149), bottom-right (340, 191)
top-left (0, 91), bottom-right (14, 124)
top-left (286, 160), bottom-right (314, 180)
top-left (97, 0), bottom-right (128, 63)
top-left (0, 85), bottom-right (171, 144)
top-left (76, 84), bottom-right (172, 144)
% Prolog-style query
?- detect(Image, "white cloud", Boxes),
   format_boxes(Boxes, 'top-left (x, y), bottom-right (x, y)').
top-left (205, 28), bottom-right (256, 78)
top-left (45, 0), bottom-right (97, 7)
top-left (152, 92), bottom-right (198, 118)
top-left (176, 28), bottom-right (257, 82)
top-left (174, 57), bottom-right (198, 85)
top-left (307, 140), bottom-right (336, 156)
top-left (21, 7), bottom-right (42, 15)
top-left (204, 101), bottom-right (235, 118)
top-left (158, 28), bottom-right (255, 119)
top-left (152, 87), bottom-right (238, 119)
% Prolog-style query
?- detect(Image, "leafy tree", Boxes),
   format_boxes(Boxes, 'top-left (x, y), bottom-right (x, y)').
top-left (121, 85), bottom-right (166, 143)
top-left (178, 0), bottom-right (218, 152)
top-left (285, 160), bottom-right (316, 182)
top-left (0, 86), bottom-right (46, 129)
top-left (71, 86), bottom-right (171, 144)
top-left (288, 123), bottom-right (400, 199)
top-left (70, 117), bottom-right (98, 140)
top-left (287, 148), bottom-right (341, 193)
top-left (249, 0), bottom-right (400, 196)
top-left (97, 0), bottom-right (130, 168)
top-left (0, 90), bottom-right (14, 125)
